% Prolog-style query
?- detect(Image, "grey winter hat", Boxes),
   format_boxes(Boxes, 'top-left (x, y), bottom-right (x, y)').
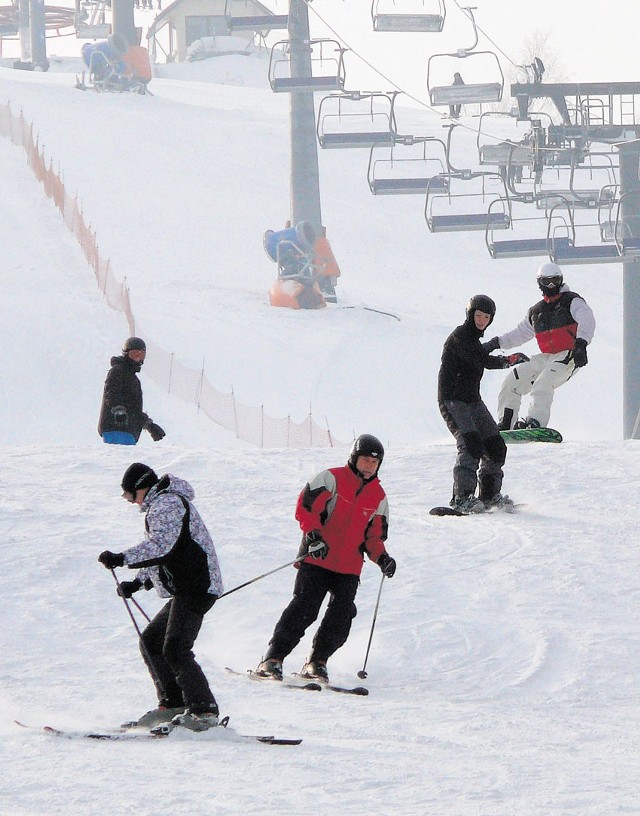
top-left (122, 336), bottom-right (146, 353)
top-left (121, 463), bottom-right (158, 495)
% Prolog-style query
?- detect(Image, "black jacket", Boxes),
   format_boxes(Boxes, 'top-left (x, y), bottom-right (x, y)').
top-left (438, 318), bottom-right (506, 404)
top-left (97, 355), bottom-right (148, 440)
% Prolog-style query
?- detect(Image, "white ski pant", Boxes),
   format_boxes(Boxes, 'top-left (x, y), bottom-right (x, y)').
top-left (497, 351), bottom-right (577, 428)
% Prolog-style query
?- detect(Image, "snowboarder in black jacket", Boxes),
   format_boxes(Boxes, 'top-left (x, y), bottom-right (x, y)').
top-left (438, 295), bottom-right (528, 513)
top-left (98, 337), bottom-right (165, 445)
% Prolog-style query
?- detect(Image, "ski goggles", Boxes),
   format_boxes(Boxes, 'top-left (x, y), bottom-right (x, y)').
top-left (538, 275), bottom-right (562, 287)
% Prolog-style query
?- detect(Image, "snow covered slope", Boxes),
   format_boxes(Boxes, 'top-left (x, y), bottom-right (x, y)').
top-left (0, 45), bottom-right (637, 816)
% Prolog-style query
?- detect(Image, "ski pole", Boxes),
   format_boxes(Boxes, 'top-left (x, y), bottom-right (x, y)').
top-left (110, 568), bottom-right (149, 635)
top-left (109, 569), bottom-right (169, 703)
top-left (130, 594), bottom-right (151, 623)
top-left (218, 554), bottom-right (307, 600)
top-left (357, 573), bottom-right (386, 680)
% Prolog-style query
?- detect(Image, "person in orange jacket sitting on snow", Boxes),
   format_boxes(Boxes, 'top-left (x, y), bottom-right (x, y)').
top-left (254, 434), bottom-right (396, 685)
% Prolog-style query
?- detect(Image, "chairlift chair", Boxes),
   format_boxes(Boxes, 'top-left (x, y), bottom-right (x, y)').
top-left (269, 39), bottom-right (347, 93)
top-left (317, 91), bottom-right (399, 150)
top-left (425, 172), bottom-right (511, 233)
top-left (479, 142), bottom-right (534, 167)
top-left (224, 0), bottom-right (288, 32)
top-left (486, 200), bottom-right (551, 259)
top-left (547, 198), bottom-right (622, 265)
top-left (534, 154), bottom-right (617, 213)
top-left (367, 136), bottom-right (449, 195)
top-left (371, 0), bottom-right (446, 32)
top-left (426, 7), bottom-right (503, 107)
top-left (476, 110), bottom-right (535, 168)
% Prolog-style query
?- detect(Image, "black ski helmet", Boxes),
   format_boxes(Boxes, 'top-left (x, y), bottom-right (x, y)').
top-left (536, 262), bottom-right (563, 296)
top-left (348, 434), bottom-right (384, 470)
top-left (466, 294), bottom-right (496, 327)
top-left (121, 462), bottom-right (159, 496)
top-left (122, 336), bottom-right (146, 354)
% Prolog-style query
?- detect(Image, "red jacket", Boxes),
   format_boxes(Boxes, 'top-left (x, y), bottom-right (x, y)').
top-left (295, 465), bottom-right (389, 576)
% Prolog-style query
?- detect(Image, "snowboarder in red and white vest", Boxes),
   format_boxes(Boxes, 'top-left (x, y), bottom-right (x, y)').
top-left (486, 263), bottom-right (595, 430)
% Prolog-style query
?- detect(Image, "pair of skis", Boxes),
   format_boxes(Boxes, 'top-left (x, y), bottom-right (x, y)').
top-left (225, 667), bottom-right (369, 696)
top-left (14, 717), bottom-right (301, 746)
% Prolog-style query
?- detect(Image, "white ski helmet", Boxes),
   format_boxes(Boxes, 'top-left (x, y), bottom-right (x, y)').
top-left (536, 262), bottom-right (563, 295)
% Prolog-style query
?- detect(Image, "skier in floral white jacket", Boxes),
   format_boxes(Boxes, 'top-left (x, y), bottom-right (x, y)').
top-left (98, 463), bottom-right (223, 730)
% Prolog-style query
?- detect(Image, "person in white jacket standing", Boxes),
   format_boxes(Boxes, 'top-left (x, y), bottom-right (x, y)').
top-left (484, 263), bottom-right (596, 430)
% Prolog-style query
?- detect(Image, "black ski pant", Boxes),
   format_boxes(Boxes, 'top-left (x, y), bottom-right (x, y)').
top-left (139, 592), bottom-right (217, 712)
top-left (439, 398), bottom-right (507, 501)
top-left (265, 562), bottom-right (359, 664)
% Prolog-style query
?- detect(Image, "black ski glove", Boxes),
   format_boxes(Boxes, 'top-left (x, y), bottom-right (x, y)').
top-left (111, 405), bottom-right (128, 427)
top-left (377, 552), bottom-right (396, 578)
top-left (98, 550), bottom-right (125, 569)
top-left (144, 420), bottom-right (166, 441)
top-left (482, 336), bottom-right (500, 353)
top-left (117, 578), bottom-right (142, 598)
top-left (573, 338), bottom-right (588, 368)
top-left (304, 530), bottom-right (329, 560)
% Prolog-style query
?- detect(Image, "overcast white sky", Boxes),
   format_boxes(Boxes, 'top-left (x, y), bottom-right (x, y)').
top-left (296, 1), bottom-right (639, 97)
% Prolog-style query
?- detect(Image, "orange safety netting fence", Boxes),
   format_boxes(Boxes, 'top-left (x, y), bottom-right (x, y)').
top-left (0, 101), bottom-right (341, 448)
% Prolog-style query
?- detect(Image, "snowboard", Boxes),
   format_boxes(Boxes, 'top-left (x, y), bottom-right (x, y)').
top-left (430, 503), bottom-right (523, 517)
top-left (500, 427), bottom-right (562, 444)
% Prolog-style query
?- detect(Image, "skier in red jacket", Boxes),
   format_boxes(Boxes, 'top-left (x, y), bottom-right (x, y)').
top-left (256, 434), bottom-right (396, 684)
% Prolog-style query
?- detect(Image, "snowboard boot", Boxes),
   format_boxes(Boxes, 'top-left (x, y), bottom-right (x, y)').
top-left (450, 494), bottom-right (485, 514)
top-left (497, 409), bottom-right (514, 431)
top-left (256, 658), bottom-right (283, 681)
top-left (130, 705), bottom-right (185, 729)
top-left (513, 417), bottom-right (541, 430)
top-left (300, 659), bottom-right (329, 683)
top-left (482, 493), bottom-right (515, 512)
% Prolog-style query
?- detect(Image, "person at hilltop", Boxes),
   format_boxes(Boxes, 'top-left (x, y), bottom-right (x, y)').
top-left (438, 295), bottom-right (529, 514)
top-left (98, 463), bottom-right (223, 731)
top-left (255, 434), bottom-right (396, 685)
top-left (485, 263), bottom-right (595, 431)
top-left (98, 337), bottom-right (166, 445)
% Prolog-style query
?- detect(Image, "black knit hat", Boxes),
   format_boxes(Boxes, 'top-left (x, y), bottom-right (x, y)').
top-left (121, 463), bottom-right (159, 495)
top-left (122, 336), bottom-right (146, 353)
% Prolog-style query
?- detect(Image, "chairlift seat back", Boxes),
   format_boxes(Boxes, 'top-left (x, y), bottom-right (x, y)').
top-left (373, 14), bottom-right (444, 32)
top-left (430, 82), bottom-right (502, 105)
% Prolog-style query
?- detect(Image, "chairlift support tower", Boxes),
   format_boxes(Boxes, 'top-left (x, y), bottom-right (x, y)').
top-left (287, 0), bottom-right (322, 237)
top-left (111, 0), bottom-right (136, 47)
